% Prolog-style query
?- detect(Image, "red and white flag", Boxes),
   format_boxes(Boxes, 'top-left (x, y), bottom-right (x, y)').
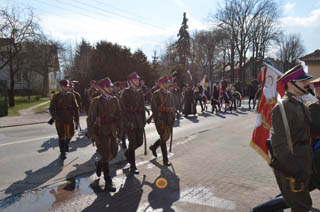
top-left (250, 62), bottom-right (285, 161)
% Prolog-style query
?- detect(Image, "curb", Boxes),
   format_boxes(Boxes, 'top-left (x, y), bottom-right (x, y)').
top-left (0, 116), bottom-right (88, 129)
top-left (0, 121), bottom-right (49, 129)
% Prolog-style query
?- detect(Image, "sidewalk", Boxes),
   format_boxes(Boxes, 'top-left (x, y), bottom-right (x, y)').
top-left (19, 100), bottom-right (50, 116)
top-left (0, 113), bottom-right (51, 128)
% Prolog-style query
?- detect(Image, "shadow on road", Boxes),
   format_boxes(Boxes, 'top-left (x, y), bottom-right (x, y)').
top-left (184, 115), bottom-right (199, 123)
top-left (0, 158), bottom-right (64, 209)
top-left (198, 111), bottom-right (213, 118)
top-left (38, 130), bottom-right (90, 153)
top-left (83, 170), bottom-right (144, 212)
top-left (142, 159), bottom-right (180, 212)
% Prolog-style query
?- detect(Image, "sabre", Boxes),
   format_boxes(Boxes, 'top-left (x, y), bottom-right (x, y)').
top-left (169, 125), bottom-right (173, 152)
top-left (143, 129), bottom-right (147, 155)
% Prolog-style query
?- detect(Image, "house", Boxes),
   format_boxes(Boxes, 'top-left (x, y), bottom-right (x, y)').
top-left (300, 49), bottom-right (320, 78)
top-left (0, 38), bottom-right (60, 95)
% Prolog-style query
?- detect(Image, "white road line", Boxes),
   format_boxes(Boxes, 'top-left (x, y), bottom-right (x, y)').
top-left (0, 135), bottom-right (57, 147)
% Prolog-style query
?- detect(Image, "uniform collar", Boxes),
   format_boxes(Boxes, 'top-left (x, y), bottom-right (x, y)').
top-left (286, 92), bottom-right (303, 103)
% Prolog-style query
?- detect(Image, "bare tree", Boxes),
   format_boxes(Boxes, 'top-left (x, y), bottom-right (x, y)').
top-left (192, 29), bottom-right (227, 88)
top-left (277, 33), bottom-right (305, 72)
top-left (0, 7), bottom-right (40, 106)
top-left (215, 0), bottom-right (280, 82)
top-left (25, 36), bottom-right (62, 97)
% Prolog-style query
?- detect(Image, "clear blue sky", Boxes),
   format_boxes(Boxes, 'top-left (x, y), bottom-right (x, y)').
top-left (1, 0), bottom-right (320, 61)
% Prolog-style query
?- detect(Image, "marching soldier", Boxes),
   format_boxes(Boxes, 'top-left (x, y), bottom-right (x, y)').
top-left (49, 80), bottom-right (79, 160)
top-left (149, 76), bottom-right (175, 166)
top-left (120, 72), bottom-right (146, 174)
top-left (70, 81), bottom-right (81, 115)
top-left (84, 80), bottom-right (99, 114)
top-left (86, 77), bottom-right (123, 192)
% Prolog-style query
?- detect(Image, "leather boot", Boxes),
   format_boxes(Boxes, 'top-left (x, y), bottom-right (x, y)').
top-left (250, 195), bottom-right (287, 212)
top-left (95, 160), bottom-right (102, 177)
top-left (161, 142), bottom-right (171, 166)
top-left (129, 150), bottom-right (139, 174)
top-left (64, 138), bottom-right (71, 152)
top-left (104, 176), bottom-right (116, 192)
top-left (150, 139), bottom-right (160, 157)
top-left (59, 139), bottom-right (66, 160)
top-left (102, 164), bottom-right (116, 192)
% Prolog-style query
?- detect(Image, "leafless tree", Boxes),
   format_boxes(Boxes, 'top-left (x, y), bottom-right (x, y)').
top-left (25, 36), bottom-right (62, 97)
top-left (191, 29), bottom-right (227, 88)
top-left (0, 7), bottom-right (40, 106)
top-left (214, 0), bottom-right (280, 82)
top-left (277, 33), bottom-right (305, 72)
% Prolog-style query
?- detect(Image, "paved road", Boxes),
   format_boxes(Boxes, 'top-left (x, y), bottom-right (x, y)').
top-left (1, 102), bottom-right (319, 212)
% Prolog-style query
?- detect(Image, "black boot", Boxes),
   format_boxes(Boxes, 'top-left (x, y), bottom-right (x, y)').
top-left (102, 164), bottom-right (116, 192)
top-left (250, 195), bottom-right (287, 212)
top-left (161, 142), bottom-right (171, 166)
top-left (64, 138), bottom-right (71, 152)
top-left (130, 164), bottom-right (139, 175)
top-left (129, 150), bottom-right (139, 174)
top-left (150, 139), bottom-right (160, 157)
top-left (104, 176), bottom-right (116, 192)
top-left (59, 139), bottom-right (66, 160)
top-left (95, 160), bottom-right (102, 177)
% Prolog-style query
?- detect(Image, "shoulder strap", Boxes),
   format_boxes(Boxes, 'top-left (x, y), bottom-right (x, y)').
top-left (277, 93), bottom-right (294, 155)
top-left (159, 91), bottom-right (168, 107)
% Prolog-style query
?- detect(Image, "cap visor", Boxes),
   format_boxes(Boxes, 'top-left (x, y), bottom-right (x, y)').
top-left (293, 74), bottom-right (312, 81)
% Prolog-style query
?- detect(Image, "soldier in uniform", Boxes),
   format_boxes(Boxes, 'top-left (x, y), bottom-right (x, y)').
top-left (49, 80), bottom-right (80, 160)
top-left (250, 65), bottom-right (313, 212)
top-left (86, 77), bottom-right (123, 192)
top-left (250, 76), bottom-right (320, 212)
top-left (120, 72), bottom-right (146, 174)
top-left (149, 76), bottom-right (175, 166)
top-left (84, 80), bottom-right (99, 113)
top-left (70, 81), bottom-right (81, 115)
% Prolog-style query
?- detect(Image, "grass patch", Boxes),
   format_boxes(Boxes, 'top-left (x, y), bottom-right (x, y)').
top-left (33, 101), bottom-right (50, 114)
top-left (8, 96), bottom-right (50, 116)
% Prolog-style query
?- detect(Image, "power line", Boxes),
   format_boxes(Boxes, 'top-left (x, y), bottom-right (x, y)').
top-left (70, 0), bottom-right (167, 30)
top-left (91, 0), bottom-right (156, 26)
top-left (32, 0), bottom-right (106, 23)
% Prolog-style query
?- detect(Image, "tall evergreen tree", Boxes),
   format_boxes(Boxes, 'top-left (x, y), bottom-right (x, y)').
top-left (176, 12), bottom-right (191, 69)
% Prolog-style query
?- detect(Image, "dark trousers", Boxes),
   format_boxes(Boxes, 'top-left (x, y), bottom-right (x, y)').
top-left (195, 98), bottom-right (204, 111)
top-left (96, 160), bottom-right (110, 181)
top-left (126, 128), bottom-right (144, 167)
top-left (248, 96), bottom-right (256, 109)
top-left (231, 99), bottom-right (237, 111)
top-left (151, 139), bottom-right (169, 163)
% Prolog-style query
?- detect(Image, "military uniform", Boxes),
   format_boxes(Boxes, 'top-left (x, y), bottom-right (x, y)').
top-left (149, 76), bottom-right (175, 166)
top-left (87, 77), bottom-right (122, 192)
top-left (49, 80), bottom-right (79, 159)
top-left (250, 69), bottom-right (318, 212)
top-left (120, 72), bottom-right (146, 174)
top-left (71, 81), bottom-right (82, 113)
top-left (307, 78), bottom-right (320, 190)
top-left (85, 81), bottom-right (100, 114)
top-left (270, 65), bottom-right (313, 212)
